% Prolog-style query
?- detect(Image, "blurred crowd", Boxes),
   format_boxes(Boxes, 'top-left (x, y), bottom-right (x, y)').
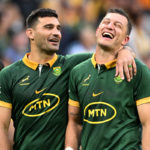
top-left (0, 0), bottom-right (150, 68)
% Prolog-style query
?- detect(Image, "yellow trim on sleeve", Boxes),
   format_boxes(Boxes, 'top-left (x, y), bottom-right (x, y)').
top-left (0, 101), bottom-right (12, 109)
top-left (68, 99), bottom-right (80, 107)
top-left (136, 97), bottom-right (150, 106)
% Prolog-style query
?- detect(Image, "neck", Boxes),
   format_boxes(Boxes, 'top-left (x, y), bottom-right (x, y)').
top-left (29, 46), bottom-right (56, 64)
top-left (95, 45), bottom-right (121, 64)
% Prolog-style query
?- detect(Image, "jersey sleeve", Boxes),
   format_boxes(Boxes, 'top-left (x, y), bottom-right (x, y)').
top-left (68, 68), bottom-right (80, 107)
top-left (134, 60), bottom-right (150, 106)
top-left (66, 53), bottom-right (92, 68)
top-left (0, 69), bottom-right (12, 109)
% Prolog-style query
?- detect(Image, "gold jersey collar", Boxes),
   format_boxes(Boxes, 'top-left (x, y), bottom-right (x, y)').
top-left (22, 53), bottom-right (58, 70)
top-left (91, 54), bottom-right (117, 69)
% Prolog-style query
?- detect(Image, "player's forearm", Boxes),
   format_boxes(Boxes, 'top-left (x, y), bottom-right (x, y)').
top-left (0, 125), bottom-right (11, 150)
top-left (142, 125), bottom-right (150, 150)
top-left (65, 121), bottom-right (82, 150)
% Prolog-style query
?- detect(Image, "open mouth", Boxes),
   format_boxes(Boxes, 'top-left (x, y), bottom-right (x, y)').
top-left (48, 38), bottom-right (59, 43)
top-left (102, 32), bottom-right (114, 39)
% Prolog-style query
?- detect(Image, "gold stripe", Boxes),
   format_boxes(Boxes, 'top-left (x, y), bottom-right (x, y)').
top-left (68, 99), bottom-right (80, 107)
top-left (0, 101), bottom-right (12, 109)
top-left (48, 54), bottom-right (58, 67)
top-left (105, 59), bottom-right (116, 69)
top-left (22, 53), bottom-right (58, 70)
top-left (136, 97), bottom-right (150, 106)
top-left (22, 53), bottom-right (38, 70)
top-left (91, 54), bottom-right (96, 68)
top-left (91, 54), bottom-right (116, 69)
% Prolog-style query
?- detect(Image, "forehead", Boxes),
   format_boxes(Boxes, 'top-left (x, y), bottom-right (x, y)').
top-left (102, 13), bottom-right (128, 25)
top-left (36, 17), bottom-right (60, 26)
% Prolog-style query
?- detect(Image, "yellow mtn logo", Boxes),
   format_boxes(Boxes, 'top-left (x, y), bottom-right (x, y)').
top-left (22, 93), bottom-right (60, 117)
top-left (84, 102), bottom-right (117, 124)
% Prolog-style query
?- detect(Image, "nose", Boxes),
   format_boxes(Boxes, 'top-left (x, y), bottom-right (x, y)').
top-left (106, 22), bottom-right (114, 30)
top-left (53, 27), bottom-right (61, 36)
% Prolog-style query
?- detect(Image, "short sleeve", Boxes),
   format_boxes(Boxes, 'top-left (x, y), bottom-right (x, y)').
top-left (68, 68), bottom-right (80, 107)
top-left (0, 69), bottom-right (12, 109)
top-left (134, 61), bottom-right (150, 106)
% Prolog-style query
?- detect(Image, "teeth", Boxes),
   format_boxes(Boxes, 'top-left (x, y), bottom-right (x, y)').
top-left (49, 39), bottom-right (59, 42)
top-left (103, 32), bottom-right (113, 39)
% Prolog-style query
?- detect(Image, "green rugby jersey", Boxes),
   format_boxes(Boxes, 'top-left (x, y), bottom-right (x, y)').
top-left (69, 54), bottom-right (150, 150)
top-left (0, 53), bottom-right (91, 150)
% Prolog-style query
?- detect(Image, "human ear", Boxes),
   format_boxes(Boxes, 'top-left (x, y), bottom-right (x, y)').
top-left (26, 28), bottom-right (34, 40)
top-left (121, 35), bottom-right (129, 46)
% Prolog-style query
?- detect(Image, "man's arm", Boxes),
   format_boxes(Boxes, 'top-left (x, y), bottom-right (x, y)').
top-left (8, 120), bottom-right (14, 147)
top-left (116, 46), bottom-right (136, 82)
top-left (65, 105), bottom-right (82, 150)
top-left (0, 106), bottom-right (12, 150)
top-left (137, 103), bottom-right (150, 150)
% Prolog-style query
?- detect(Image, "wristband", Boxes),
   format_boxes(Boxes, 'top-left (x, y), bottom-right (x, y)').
top-left (65, 147), bottom-right (74, 150)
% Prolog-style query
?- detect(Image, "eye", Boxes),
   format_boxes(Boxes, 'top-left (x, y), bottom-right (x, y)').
top-left (102, 20), bottom-right (110, 25)
top-left (57, 25), bottom-right (61, 31)
top-left (44, 24), bottom-right (54, 29)
top-left (45, 25), bottom-right (54, 29)
top-left (115, 23), bottom-right (122, 29)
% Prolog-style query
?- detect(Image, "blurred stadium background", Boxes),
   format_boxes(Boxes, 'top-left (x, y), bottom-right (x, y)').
top-left (0, 0), bottom-right (150, 68)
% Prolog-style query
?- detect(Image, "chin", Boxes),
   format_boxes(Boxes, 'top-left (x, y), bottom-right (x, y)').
top-left (99, 44), bottom-right (112, 51)
top-left (42, 48), bottom-right (58, 55)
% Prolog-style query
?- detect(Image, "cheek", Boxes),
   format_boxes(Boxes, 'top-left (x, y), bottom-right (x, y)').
top-left (58, 32), bottom-right (62, 40)
top-left (96, 27), bottom-right (101, 36)
top-left (35, 32), bottom-right (46, 40)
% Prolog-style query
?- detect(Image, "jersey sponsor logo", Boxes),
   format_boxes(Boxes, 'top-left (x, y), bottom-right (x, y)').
top-left (92, 91), bottom-right (103, 97)
top-left (22, 93), bottom-right (60, 117)
top-left (53, 66), bottom-right (62, 76)
top-left (114, 75), bottom-right (123, 84)
top-left (82, 74), bottom-right (91, 86)
top-left (19, 76), bottom-right (30, 86)
top-left (35, 88), bottom-right (46, 94)
top-left (84, 102), bottom-right (117, 124)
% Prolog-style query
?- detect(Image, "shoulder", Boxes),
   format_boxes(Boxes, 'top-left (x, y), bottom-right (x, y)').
top-left (135, 58), bottom-right (149, 72)
top-left (134, 58), bottom-right (150, 79)
top-left (57, 53), bottom-right (92, 70)
top-left (135, 58), bottom-right (147, 67)
top-left (71, 58), bottom-right (92, 73)
top-left (61, 53), bottom-right (92, 63)
top-left (0, 60), bottom-right (23, 77)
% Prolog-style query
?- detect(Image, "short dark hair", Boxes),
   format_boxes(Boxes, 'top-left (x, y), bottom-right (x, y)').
top-left (106, 8), bottom-right (132, 35)
top-left (26, 8), bottom-right (58, 28)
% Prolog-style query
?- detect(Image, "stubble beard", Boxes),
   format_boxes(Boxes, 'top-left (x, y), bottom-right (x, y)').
top-left (40, 42), bottom-right (59, 55)
top-left (42, 48), bottom-right (59, 55)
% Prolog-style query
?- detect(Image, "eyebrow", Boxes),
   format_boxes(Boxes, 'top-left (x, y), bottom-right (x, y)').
top-left (43, 24), bottom-right (61, 27)
top-left (103, 18), bottom-right (123, 26)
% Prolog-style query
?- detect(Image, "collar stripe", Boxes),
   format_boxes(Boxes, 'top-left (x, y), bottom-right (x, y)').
top-left (91, 54), bottom-right (117, 69)
top-left (22, 53), bottom-right (58, 70)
